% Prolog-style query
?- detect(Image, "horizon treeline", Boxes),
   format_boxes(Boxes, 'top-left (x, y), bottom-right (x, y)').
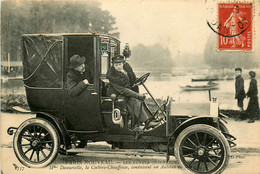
top-left (1, 0), bottom-right (119, 62)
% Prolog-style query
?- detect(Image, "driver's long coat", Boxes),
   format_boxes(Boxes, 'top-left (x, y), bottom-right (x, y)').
top-left (106, 65), bottom-right (141, 99)
top-left (106, 65), bottom-right (150, 123)
top-left (123, 62), bottom-right (139, 93)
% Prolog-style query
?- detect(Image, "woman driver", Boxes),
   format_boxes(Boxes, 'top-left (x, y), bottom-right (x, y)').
top-left (106, 55), bottom-right (159, 130)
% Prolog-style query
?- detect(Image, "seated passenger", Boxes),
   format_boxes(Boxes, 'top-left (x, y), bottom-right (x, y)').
top-left (106, 55), bottom-right (159, 130)
top-left (67, 54), bottom-right (93, 97)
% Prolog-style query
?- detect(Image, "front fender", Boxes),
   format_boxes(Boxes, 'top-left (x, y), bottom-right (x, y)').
top-left (169, 116), bottom-right (219, 141)
top-left (36, 112), bottom-right (71, 149)
top-left (12, 106), bottom-right (71, 149)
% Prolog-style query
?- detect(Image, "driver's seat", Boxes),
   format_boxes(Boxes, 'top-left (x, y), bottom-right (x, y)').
top-left (101, 94), bottom-right (129, 127)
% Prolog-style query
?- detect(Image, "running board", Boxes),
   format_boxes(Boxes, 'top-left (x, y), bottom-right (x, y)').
top-left (68, 130), bottom-right (99, 134)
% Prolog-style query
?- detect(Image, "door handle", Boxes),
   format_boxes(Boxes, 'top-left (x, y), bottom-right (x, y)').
top-left (91, 92), bottom-right (97, 95)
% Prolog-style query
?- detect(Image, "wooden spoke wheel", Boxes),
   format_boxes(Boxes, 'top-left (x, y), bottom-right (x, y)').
top-left (13, 118), bottom-right (60, 168)
top-left (174, 124), bottom-right (230, 174)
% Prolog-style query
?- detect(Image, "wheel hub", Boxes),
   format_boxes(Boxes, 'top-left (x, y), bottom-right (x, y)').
top-left (197, 148), bottom-right (205, 156)
top-left (31, 139), bottom-right (40, 147)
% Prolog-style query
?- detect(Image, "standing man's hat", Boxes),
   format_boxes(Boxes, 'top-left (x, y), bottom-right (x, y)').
top-left (249, 71), bottom-right (256, 78)
top-left (69, 54), bottom-right (86, 68)
top-left (235, 68), bottom-right (242, 72)
top-left (112, 55), bottom-right (125, 63)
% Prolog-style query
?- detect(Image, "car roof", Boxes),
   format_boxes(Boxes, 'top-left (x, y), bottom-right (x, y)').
top-left (21, 33), bottom-right (120, 42)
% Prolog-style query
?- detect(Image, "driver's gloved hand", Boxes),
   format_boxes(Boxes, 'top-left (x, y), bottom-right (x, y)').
top-left (138, 94), bottom-right (146, 101)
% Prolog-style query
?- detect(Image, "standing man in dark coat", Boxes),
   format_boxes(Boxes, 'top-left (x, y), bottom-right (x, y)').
top-left (235, 68), bottom-right (246, 111)
top-left (246, 71), bottom-right (259, 123)
top-left (67, 54), bottom-right (93, 97)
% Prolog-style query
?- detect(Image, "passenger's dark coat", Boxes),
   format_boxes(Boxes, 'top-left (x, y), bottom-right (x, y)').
top-left (66, 68), bottom-right (93, 97)
top-left (235, 75), bottom-right (246, 99)
top-left (246, 78), bottom-right (259, 115)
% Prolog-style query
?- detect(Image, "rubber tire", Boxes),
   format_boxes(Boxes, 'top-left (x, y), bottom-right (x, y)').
top-left (174, 124), bottom-right (230, 174)
top-left (13, 118), bottom-right (60, 168)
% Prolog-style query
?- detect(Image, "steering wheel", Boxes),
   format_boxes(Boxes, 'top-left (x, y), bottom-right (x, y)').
top-left (133, 73), bottom-right (150, 86)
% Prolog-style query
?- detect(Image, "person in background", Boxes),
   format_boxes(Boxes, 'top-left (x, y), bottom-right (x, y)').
top-left (246, 71), bottom-right (259, 123)
top-left (235, 68), bottom-right (246, 111)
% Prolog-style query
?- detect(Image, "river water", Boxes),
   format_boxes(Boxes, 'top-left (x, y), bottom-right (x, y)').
top-left (1, 74), bottom-right (258, 110)
top-left (141, 75), bottom-right (253, 110)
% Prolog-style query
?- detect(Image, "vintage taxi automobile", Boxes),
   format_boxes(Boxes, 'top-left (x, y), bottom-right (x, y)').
top-left (8, 33), bottom-right (236, 174)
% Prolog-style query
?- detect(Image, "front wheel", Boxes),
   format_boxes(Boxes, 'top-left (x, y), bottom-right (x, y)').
top-left (174, 124), bottom-right (230, 174)
top-left (13, 118), bottom-right (60, 168)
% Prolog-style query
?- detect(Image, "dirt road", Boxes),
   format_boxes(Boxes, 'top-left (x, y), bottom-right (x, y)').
top-left (1, 146), bottom-right (260, 174)
top-left (1, 113), bottom-right (260, 174)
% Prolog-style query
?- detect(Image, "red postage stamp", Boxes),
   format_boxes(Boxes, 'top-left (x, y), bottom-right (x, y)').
top-left (218, 3), bottom-right (253, 51)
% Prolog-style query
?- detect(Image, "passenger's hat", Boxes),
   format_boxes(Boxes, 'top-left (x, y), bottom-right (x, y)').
top-left (235, 68), bottom-right (242, 72)
top-left (249, 71), bottom-right (256, 78)
top-left (69, 54), bottom-right (86, 68)
top-left (112, 55), bottom-right (125, 63)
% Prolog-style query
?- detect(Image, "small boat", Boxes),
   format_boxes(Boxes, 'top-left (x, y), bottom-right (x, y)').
top-left (191, 77), bottom-right (219, 82)
top-left (180, 82), bottom-right (219, 91)
top-left (192, 75), bottom-right (235, 81)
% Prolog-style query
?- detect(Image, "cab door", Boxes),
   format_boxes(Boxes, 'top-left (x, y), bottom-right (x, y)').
top-left (62, 35), bottom-right (103, 132)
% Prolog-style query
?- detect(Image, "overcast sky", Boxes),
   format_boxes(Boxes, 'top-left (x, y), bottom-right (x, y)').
top-left (101, 0), bottom-right (214, 56)
top-left (101, 0), bottom-right (260, 57)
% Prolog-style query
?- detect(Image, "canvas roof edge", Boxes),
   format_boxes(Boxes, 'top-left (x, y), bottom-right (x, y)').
top-left (21, 33), bottom-right (120, 42)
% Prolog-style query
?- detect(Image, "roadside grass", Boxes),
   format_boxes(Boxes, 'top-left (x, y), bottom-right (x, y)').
top-left (1, 92), bottom-right (29, 113)
top-left (221, 109), bottom-right (260, 119)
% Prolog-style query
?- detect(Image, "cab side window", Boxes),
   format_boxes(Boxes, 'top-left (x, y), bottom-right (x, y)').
top-left (67, 36), bottom-right (95, 84)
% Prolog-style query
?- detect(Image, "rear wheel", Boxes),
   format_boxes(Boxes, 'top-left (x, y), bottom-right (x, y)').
top-left (174, 124), bottom-right (230, 174)
top-left (13, 118), bottom-right (60, 168)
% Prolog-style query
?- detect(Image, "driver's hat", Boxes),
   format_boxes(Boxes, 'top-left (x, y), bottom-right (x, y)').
top-left (112, 55), bottom-right (125, 63)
